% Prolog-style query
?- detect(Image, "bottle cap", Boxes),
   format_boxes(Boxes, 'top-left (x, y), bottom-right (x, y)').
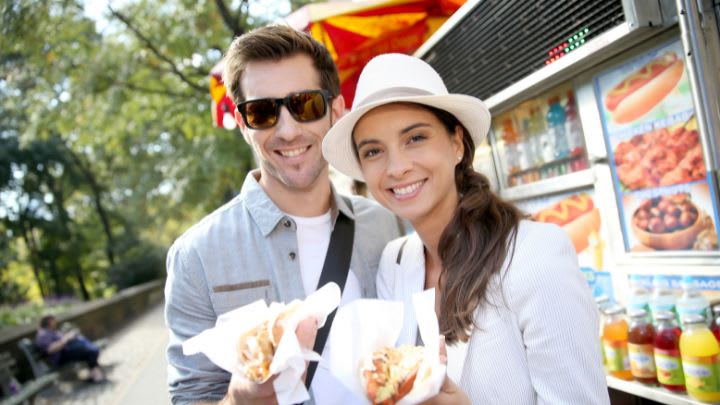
top-left (681, 314), bottom-right (706, 325)
top-left (604, 305), bottom-right (625, 316)
top-left (628, 309), bottom-right (648, 319)
top-left (595, 295), bottom-right (610, 305)
top-left (654, 311), bottom-right (675, 321)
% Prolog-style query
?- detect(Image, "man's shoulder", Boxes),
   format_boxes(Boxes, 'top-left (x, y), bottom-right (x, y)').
top-left (172, 195), bottom-right (248, 248)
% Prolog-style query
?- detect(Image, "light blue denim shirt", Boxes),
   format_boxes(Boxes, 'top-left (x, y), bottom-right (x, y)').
top-left (165, 170), bottom-right (401, 404)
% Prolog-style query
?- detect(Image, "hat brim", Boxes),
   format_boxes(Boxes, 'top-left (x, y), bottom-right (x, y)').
top-left (322, 94), bottom-right (491, 181)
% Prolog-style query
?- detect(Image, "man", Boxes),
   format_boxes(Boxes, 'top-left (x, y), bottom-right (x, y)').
top-left (165, 25), bottom-right (401, 404)
top-left (35, 315), bottom-right (104, 382)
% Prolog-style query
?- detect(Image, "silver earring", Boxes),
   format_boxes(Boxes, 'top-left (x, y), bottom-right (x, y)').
top-left (457, 156), bottom-right (462, 161)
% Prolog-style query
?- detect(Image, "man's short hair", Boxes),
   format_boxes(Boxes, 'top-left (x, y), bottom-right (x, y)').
top-left (39, 315), bottom-right (55, 329)
top-left (221, 25), bottom-right (341, 104)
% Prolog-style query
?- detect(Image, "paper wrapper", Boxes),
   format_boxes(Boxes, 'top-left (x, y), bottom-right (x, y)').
top-left (183, 282), bottom-right (342, 404)
top-left (328, 289), bottom-right (446, 404)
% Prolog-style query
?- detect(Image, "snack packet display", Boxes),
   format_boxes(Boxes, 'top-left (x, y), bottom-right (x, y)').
top-left (328, 289), bottom-right (446, 404)
top-left (183, 282), bottom-right (341, 404)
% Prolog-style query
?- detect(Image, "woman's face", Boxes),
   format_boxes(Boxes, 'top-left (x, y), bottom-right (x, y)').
top-left (353, 103), bottom-right (464, 224)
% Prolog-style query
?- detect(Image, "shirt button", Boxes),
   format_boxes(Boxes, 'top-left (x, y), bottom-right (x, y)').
top-left (283, 219), bottom-right (292, 228)
top-left (288, 252), bottom-right (296, 260)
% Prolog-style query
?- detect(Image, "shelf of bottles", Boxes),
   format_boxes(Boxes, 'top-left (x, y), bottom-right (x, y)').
top-left (490, 82), bottom-right (589, 189)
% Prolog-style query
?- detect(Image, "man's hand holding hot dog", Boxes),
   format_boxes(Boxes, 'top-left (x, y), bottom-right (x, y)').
top-left (221, 317), bottom-right (318, 405)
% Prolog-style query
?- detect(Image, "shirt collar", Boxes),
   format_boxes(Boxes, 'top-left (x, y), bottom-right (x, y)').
top-left (241, 170), bottom-right (355, 237)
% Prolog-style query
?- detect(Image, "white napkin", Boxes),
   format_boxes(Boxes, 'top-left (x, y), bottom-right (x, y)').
top-left (327, 289), bottom-right (446, 404)
top-left (183, 282), bottom-right (342, 404)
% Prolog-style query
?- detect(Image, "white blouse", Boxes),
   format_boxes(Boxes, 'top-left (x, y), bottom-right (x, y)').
top-left (377, 220), bottom-right (610, 405)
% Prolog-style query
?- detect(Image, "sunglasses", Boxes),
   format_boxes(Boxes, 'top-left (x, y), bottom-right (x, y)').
top-left (236, 89), bottom-right (332, 130)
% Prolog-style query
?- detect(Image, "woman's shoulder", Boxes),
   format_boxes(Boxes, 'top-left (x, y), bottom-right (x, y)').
top-left (513, 220), bottom-right (573, 255)
top-left (380, 233), bottom-right (421, 266)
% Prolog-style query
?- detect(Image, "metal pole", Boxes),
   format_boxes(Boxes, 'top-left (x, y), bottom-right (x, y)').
top-left (675, 0), bottom-right (720, 171)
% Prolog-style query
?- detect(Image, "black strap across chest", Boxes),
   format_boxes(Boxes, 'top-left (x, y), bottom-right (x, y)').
top-left (303, 197), bottom-right (354, 391)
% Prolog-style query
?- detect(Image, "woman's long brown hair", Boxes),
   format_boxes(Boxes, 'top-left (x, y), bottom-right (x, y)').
top-left (427, 106), bottom-right (525, 344)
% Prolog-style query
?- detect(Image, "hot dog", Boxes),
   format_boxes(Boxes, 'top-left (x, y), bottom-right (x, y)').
top-left (361, 345), bottom-right (424, 405)
top-left (235, 302), bottom-right (300, 382)
top-left (604, 51), bottom-right (684, 124)
top-left (533, 193), bottom-right (601, 253)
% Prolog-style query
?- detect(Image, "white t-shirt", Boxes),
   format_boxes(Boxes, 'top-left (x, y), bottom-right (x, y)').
top-left (289, 212), bottom-right (364, 404)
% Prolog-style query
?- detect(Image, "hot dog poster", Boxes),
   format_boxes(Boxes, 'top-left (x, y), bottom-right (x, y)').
top-left (593, 39), bottom-right (720, 253)
top-left (517, 190), bottom-right (614, 300)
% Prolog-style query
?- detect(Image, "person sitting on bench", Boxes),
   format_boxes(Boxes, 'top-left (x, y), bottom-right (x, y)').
top-left (34, 315), bottom-right (104, 382)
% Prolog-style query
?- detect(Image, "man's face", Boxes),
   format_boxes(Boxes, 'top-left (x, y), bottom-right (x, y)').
top-left (236, 53), bottom-right (344, 193)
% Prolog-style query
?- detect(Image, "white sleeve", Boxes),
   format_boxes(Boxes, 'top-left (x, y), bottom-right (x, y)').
top-left (507, 224), bottom-right (609, 405)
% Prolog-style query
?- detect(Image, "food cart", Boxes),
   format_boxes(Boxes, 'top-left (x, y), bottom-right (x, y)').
top-left (414, 0), bottom-right (720, 402)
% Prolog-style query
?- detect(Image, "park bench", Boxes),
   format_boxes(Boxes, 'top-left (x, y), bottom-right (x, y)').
top-left (16, 337), bottom-right (108, 382)
top-left (0, 351), bottom-right (58, 405)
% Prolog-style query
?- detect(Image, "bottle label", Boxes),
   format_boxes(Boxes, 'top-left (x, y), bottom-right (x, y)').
top-left (629, 343), bottom-right (656, 378)
top-left (683, 354), bottom-right (720, 393)
top-left (654, 348), bottom-right (685, 386)
top-left (604, 339), bottom-right (630, 372)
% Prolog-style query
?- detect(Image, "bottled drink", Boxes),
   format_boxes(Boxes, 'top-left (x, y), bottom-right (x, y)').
top-left (525, 106), bottom-right (547, 166)
top-left (711, 304), bottom-right (720, 342)
top-left (596, 295), bottom-right (611, 367)
top-left (654, 311), bottom-right (685, 392)
top-left (546, 96), bottom-right (569, 160)
top-left (500, 118), bottom-right (522, 175)
top-left (564, 91), bottom-right (584, 155)
top-left (680, 314), bottom-right (720, 402)
top-left (603, 305), bottom-right (633, 380)
top-left (677, 275), bottom-right (710, 330)
top-left (627, 309), bottom-right (657, 384)
top-left (650, 275), bottom-right (677, 323)
top-left (627, 275), bottom-right (651, 315)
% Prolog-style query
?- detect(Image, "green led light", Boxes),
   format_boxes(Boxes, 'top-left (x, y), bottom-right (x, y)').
top-left (585, 28), bottom-right (589, 33)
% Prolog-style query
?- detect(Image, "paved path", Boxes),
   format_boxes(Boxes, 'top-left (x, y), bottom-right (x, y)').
top-left (35, 301), bottom-right (171, 405)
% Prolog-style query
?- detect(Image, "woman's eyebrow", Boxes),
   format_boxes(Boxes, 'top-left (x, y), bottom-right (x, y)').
top-left (399, 122), bottom-right (431, 134)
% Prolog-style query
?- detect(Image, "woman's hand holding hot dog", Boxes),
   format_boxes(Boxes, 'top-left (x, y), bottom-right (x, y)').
top-left (419, 336), bottom-right (471, 405)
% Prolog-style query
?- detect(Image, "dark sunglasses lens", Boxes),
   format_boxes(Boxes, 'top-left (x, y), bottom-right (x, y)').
top-left (244, 100), bottom-right (278, 129)
top-left (287, 92), bottom-right (327, 122)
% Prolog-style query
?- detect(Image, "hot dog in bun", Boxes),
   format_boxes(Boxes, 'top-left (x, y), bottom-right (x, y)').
top-left (533, 193), bottom-right (601, 253)
top-left (604, 51), bottom-right (684, 124)
top-left (236, 302), bottom-right (300, 382)
top-left (361, 345), bottom-right (424, 405)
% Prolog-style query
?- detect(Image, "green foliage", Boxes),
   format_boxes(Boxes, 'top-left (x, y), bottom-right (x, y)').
top-left (1, 0), bottom-right (272, 304)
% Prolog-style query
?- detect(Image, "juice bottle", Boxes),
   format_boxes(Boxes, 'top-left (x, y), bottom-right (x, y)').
top-left (596, 295), bottom-right (610, 367)
top-left (603, 305), bottom-right (632, 380)
top-left (711, 304), bottom-right (720, 342)
top-left (546, 96), bottom-right (569, 159)
top-left (680, 314), bottom-right (720, 401)
top-left (627, 274), bottom-right (651, 314)
top-left (627, 309), bottom-right (657, 384)
top-left (654, 311), bottom-right (685, 392)
top-left (677, 275), bottom-right (710, 330)
top-left (500, 118), bottom-right (522, 175)
top-left (650, 275), bottom-right (677, 324)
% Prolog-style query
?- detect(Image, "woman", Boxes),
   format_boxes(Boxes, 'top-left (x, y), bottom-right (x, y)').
top-left (322, 54), bottom-right (609, 404)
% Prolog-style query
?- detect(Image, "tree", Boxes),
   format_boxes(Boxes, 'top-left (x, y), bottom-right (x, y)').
top-left (1, 0), bottom-right (283, 303)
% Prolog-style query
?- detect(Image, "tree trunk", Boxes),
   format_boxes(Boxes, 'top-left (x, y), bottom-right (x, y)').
top-left (19, 223), bottom-right (47, 298)
top-left (65, 147), bottom-right (116, 266)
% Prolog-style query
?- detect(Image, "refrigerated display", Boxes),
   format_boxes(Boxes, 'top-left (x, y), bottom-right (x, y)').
top-left (490, 84), bottom-right (589, 188)
top-left (415, 0), bottom-right (720, 402)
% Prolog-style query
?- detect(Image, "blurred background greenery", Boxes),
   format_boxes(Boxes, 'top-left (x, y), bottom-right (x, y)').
top-left (0, 0), bottom-right (302, 327)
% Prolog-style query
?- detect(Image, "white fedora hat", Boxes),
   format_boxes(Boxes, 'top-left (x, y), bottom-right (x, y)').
top-left (322, 53), bottom-right (491, 181)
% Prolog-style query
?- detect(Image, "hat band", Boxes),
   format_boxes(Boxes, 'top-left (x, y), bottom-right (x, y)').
top-left (353, 87), bottom-right (441, 111)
